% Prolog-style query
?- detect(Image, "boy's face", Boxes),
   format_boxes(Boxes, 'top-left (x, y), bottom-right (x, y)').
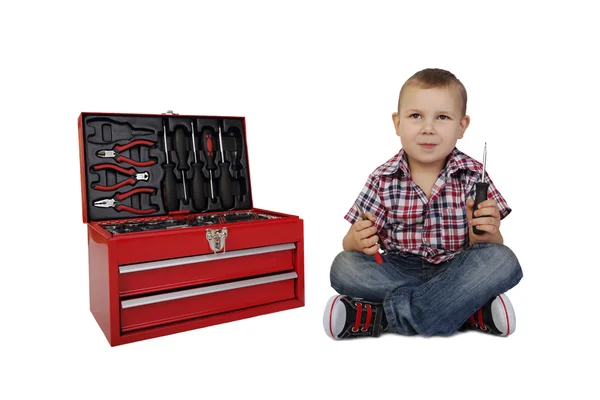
top-left (392, 85), bottom-right (470, 171)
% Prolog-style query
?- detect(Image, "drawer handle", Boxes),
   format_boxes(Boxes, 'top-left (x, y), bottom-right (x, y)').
top-left (206, 228), bottom-right (228, 254)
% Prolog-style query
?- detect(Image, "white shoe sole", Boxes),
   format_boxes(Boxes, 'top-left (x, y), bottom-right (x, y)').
top-left (492, 293), bottom-right (516, 336)
top-left (323, 295), bottom-right (346, 340)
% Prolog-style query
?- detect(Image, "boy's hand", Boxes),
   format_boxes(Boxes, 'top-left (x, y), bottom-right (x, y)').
top-left (343, 212), bottom-right (381, 255)
top-left (466, 199), bottom-right (504, 245)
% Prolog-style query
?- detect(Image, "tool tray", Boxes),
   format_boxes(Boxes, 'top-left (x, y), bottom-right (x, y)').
top-left (77, 111), bottom-right (305, 346)
top-left (79, 111), bottom-right (252, 223)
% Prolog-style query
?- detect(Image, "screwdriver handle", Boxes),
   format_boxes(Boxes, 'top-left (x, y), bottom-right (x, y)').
top-left (219, 162), bottom-right (234, 209)
top-left (472, 182), bottom-right (490, 235)
top-left (201, 130), bottom-right (217, 170)
top-left (174, 126), bottom-right (189, 171)
top-left (163, 163), bottom-right (179, 212)
top-left (191, 162), bottom-right (207, 210)
top-left (373, 252), bottom-right (383, 264)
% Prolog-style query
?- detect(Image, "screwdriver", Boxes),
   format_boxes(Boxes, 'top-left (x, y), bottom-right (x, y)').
top-left (190, 122), bottom-right (207, 210)
top-left (174, 126), bottom-right (188, 201)
top-left (162, 122), bottom-right (179, 212)
top-left (354, 201), bottom-right (384, 264)
top-left (201, 127), bottom-right (217, 201)
top-left (218, 121), bottom-right (234, 209)
top-left (472, 142), bottom-right (489, 235)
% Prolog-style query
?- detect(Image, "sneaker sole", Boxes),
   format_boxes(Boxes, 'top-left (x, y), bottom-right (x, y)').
top-left (323, 295), bottom-right (345, 340)
top-left (492, 293), bottom-right (516, 336)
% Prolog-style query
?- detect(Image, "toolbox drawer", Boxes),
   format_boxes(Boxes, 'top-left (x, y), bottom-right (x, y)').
top-left (120, 272), bottom-right (297, 333)
top-left (119, 243), bottom-right (296, 296)
top-left (115, 218), bottom-right (301, 265)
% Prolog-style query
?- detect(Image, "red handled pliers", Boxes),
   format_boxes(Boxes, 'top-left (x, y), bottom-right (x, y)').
top-left (93, 187), bottom-right (158, 215)
top-left (91, 163), bottom-right (150, 191)
top-left (96, 139), bottom-right (157, 167)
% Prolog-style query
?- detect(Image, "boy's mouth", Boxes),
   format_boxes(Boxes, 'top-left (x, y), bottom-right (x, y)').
top-left (419, 143), bottom-right (437, 149)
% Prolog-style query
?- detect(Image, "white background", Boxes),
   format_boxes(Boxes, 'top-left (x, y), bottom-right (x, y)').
top-left (2, 1), bottom-right (598, 398)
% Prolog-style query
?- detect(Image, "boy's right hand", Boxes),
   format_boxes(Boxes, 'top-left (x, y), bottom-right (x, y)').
top-left (343, 212), bottom-right (381, 255)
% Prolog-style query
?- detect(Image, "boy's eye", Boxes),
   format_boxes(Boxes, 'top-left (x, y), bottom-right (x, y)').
top-left (438, 115), bottom-right (450, 120)
top-left (409, 113), bottom-right (421, 119)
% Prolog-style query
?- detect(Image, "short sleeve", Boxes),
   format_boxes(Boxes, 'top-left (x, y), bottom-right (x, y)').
top-left (344, 174), bottom-right (387, 231)
top-left (468, 173), bottom-right (512, 220)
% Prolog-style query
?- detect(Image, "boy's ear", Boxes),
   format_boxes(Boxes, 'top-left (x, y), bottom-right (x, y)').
top-left (392, 112), bottom-right (401, 136)
top-left (458, 115), bottom-right (471, 138)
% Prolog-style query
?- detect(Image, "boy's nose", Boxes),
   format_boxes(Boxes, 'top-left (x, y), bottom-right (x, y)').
top-left (421, 121), bottom-right (435, 134)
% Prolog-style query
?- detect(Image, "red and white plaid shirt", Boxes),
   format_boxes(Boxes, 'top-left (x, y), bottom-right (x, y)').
top-left (345, 147), bottom-right (511, 264)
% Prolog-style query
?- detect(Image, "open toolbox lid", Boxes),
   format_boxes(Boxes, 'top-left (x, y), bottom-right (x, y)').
top-left (78, 111), bottom-right (253, 223)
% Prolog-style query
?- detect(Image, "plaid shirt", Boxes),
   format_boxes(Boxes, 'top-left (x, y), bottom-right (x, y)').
top-left (345, 147), bottom-right (511, 264)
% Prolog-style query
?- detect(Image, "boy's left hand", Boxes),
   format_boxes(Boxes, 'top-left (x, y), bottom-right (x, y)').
top-left (466, 198), bottom-right (504, 245)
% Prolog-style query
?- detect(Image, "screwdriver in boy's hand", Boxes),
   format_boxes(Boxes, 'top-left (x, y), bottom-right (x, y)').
top-left (473, 142), bottom-right (490, 235)
top-left (354, 201), bottom-right (384, 264)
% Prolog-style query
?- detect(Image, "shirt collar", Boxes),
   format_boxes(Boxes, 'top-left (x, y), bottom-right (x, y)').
top-left (374, 147), bottom-right (481, 178)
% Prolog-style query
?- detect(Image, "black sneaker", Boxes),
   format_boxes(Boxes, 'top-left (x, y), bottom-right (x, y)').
top-left (461, 293), bottom-right (516, 336)
top-left (323, 295), bottom-right (388, 339)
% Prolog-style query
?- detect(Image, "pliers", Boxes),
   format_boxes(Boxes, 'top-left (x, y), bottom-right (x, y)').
top-left (94, 187), bottom-right (158, 215)
top-left (91, 163), bottom-right (150, 191)
top-left (96, 139), bottom-right (157, 167)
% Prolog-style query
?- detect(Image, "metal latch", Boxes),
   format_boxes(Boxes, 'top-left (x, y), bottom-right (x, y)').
top-left (206, 228), bottom-right (228, 254)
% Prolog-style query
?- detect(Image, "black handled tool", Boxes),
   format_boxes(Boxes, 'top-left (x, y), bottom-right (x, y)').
top-left (174, 126), bottom-right (188, 202)
top-left (218, 122), bottom-right (234, 209)
top-left (190, 122), bottom-right (207, 210)
top-left (473, 142), bottom-right (489, 235)
top-left (201, 128), bottom-right (217, 201)
top-left (162, 123), bottom-right (179, 212)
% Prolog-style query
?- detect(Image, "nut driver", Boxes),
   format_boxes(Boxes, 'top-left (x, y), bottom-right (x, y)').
top-left (190, 122), bottom-right (207, 210)
top-left (162, 122), bottom-right (180, 212)
top-left (94, 187), bottom-right (158, 215)
top-left (472, 142), bottom-right (489, 235)
top-left (91, 163), bottom-right (150, 191)
top-left (217, 121), bottom-right (234, 209)
top-left (354, 201), bottom-right (384, 264)
top-left (96, 139), bottom-right (157, 167)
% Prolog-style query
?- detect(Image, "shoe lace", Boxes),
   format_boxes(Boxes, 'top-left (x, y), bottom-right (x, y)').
top-left (468, 308), bottom-right (486, 330)
top-left (351, 302), bottom-right (373, 332)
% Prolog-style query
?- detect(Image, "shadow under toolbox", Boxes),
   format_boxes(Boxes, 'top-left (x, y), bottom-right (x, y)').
top-left (78, 111), bottom-right (305, 346)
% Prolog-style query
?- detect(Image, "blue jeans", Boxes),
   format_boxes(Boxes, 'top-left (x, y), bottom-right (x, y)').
top-left (330, 244), bottom-right (523, 336)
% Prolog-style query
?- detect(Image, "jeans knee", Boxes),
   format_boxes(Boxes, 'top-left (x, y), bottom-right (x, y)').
top-left (485, 244), bottom-right (523, 284)
top-left (330, 250), bottom-right (362, 289)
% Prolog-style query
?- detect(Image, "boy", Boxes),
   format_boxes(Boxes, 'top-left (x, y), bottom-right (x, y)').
top-left (323, 68), bottom-right (523, 339)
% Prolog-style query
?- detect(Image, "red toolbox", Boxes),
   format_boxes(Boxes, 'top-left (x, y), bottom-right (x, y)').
top-left (78, 111), bottom-right (305, 346)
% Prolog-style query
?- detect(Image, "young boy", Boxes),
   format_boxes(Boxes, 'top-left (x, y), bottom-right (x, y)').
top-left (323, 68), bottom-right (523, 339)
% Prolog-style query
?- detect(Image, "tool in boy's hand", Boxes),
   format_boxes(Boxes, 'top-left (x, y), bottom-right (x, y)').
top-left (218, 121), bottom-right (234, 209)
top-left (201, 128), bottom-right (217, 201)
top-left (190, 122), bottom-right (207, 210)
top-left (354, 201), bottom-right (384, 264)
top-left (93, 187), bottom-right (158, 215)
top-left (174, 126), bottom-right (188, 201)
top-left (91, 163), bottom-right (149, 191)
top-left (96, 139), bottom-right (157, 167)
top-left (162, 123), bottom-right (179, 212)
top-left (472, 142), bottom-right (490, 235)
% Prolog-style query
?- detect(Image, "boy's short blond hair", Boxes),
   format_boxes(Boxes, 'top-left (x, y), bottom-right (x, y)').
top-left (398, 68), bottom-right (468, 116)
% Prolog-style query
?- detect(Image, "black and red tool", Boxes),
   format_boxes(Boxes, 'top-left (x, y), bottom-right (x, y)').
top-left (472, 142), bottom-right (489, 235)
top-left (93, 187), bottom-right (158, 215)
top-left (201, 127), bottom-right (217, 202)
top-left (354, 201), bottom-right (384, 264)
top-left (91, 163), bottom-right (150, 191)
top-left (162, 122), bottom-right (179, 212)
top-left (96, 139), bottom-right (157, 167)
top-left (218, 121), bottom-right (234, 209)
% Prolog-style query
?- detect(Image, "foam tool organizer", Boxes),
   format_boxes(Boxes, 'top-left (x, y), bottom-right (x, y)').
top-left (78, 111), bottom-right (305, 346)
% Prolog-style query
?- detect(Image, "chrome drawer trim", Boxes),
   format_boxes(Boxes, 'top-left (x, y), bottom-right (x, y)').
top-left (119, 243), bottom-right (296, 274)
top-left (121, 271), bottom-right (298, 309)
